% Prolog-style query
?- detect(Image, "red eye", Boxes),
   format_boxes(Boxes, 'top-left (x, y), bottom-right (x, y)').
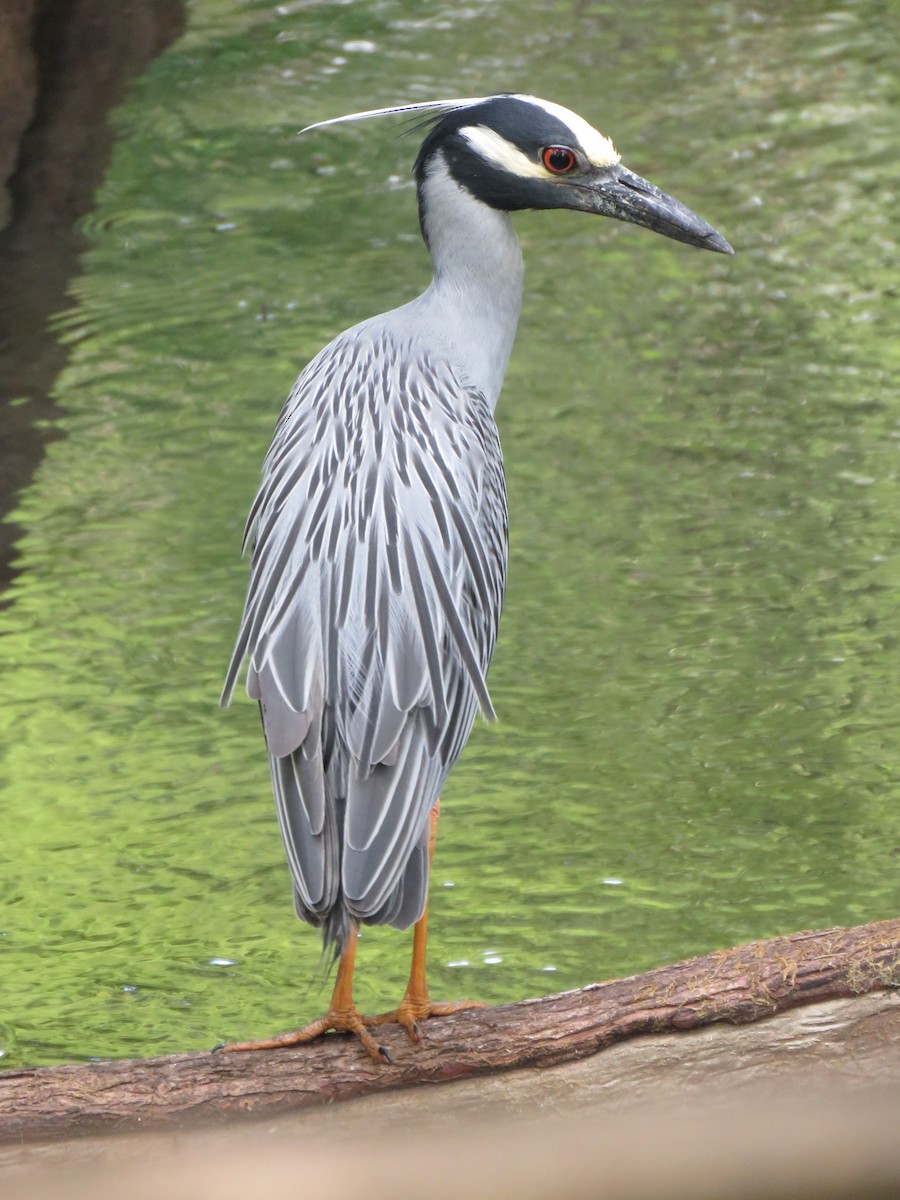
top-left (542, 146), bottom-right (577, 174)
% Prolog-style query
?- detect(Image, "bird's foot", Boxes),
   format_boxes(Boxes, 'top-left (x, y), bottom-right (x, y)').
top-left (363, 994), bottom-right (486, 1043)
top-left (214, 1005), bottom-right (394, 1064)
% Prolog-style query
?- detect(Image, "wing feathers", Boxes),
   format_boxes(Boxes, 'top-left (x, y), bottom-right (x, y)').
top-left (256, 662), bottom-right (312, 758)
top-left (224, 324), bottom-right (508, 932)
top-left (418, 533), bottom-right (496, 721)
top-left (271, 749), bottom-right (329, 908)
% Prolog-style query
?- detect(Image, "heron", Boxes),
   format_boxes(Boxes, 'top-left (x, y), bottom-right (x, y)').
top-left (219, 94), bottom-right (732, 1062)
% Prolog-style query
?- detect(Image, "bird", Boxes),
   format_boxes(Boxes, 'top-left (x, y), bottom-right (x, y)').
top-left (219, 93), bottom-right (732, 1063)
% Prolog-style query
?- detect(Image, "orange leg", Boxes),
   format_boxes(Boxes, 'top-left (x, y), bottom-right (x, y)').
top-left (215, 924), bottom-right (393, 1063)
top-left (364, 801), bottom-right (485, 1041)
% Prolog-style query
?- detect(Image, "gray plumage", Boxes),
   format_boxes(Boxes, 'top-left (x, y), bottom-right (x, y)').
top-left (223, 321), bottom-right (507, 952)
top-left (222, 94), bottom-right (732, 957)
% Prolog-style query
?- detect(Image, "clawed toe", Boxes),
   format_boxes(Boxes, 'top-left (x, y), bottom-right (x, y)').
top-left (215, 1008), bottom-right (389, 1063)
top-left (364, 995), bottom-right (484, 1042)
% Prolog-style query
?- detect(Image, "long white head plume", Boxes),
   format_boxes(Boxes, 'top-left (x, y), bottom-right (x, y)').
top-left (301, 95), bottom-right (619, 168)
top-left (301, 97), bottom-right (489, 134)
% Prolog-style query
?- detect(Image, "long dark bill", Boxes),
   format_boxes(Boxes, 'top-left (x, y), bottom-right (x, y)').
top-left (588, 164), bottom-right (733, 254)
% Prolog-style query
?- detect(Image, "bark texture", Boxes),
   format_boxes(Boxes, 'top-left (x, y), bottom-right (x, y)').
top-left (1, 918), bottom-right (897, 1144)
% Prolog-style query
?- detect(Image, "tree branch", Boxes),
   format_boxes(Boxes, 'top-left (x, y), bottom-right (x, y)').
top-left (1, 918), bottom-right (897, 1144)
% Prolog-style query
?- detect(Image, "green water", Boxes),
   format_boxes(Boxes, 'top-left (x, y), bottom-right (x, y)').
top-left (1, 0), bottom-right (897, 1068)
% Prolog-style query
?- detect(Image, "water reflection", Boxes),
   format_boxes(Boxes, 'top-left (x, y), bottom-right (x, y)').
top-left (0, 0), bottom-right (186, 595)
top-left (0, 0), bottom-right (896, 1068)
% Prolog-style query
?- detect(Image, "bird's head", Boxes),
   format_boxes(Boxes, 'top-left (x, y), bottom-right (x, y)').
top-left (304, 93), bottom-right (733, 256)
top-left (413, 95), bottom-right (732, 255)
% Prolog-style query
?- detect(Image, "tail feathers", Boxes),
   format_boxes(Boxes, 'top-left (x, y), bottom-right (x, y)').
top-left (361, 839), bottom-right (429, 928)
top-left (294, 892), bottom-right (353, 966)
top-left (293, 837), bottom-right (430, 961)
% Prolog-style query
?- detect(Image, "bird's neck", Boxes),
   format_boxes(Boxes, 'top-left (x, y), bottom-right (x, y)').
top-left (415, 157), bottom-right (524, 409)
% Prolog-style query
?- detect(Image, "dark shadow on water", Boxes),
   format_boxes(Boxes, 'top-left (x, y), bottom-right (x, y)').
top-left (0, 0), bottom-right (186, 601)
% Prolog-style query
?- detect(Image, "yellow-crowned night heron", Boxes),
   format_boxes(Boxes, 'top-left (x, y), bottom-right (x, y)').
top-left (220, 94), bottom-right (732, 1062)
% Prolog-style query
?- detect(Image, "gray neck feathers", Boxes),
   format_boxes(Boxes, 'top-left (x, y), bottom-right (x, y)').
top-left (411, 154), bottom-right (524, 409)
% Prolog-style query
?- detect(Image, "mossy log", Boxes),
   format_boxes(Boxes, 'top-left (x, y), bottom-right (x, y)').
top-left (1, 918), bottom-right (897, 1144)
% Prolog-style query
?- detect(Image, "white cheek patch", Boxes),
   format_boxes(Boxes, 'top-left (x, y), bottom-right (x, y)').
top-left (514, 95), bottom-right (620, 168)
top-left (459, 125), bottom-right (548, 179)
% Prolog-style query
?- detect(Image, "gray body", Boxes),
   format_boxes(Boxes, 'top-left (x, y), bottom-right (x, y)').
top-left (224, 161), bottom-right (520, 951)
top-left (223, 95), bottom-right (732, 955)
